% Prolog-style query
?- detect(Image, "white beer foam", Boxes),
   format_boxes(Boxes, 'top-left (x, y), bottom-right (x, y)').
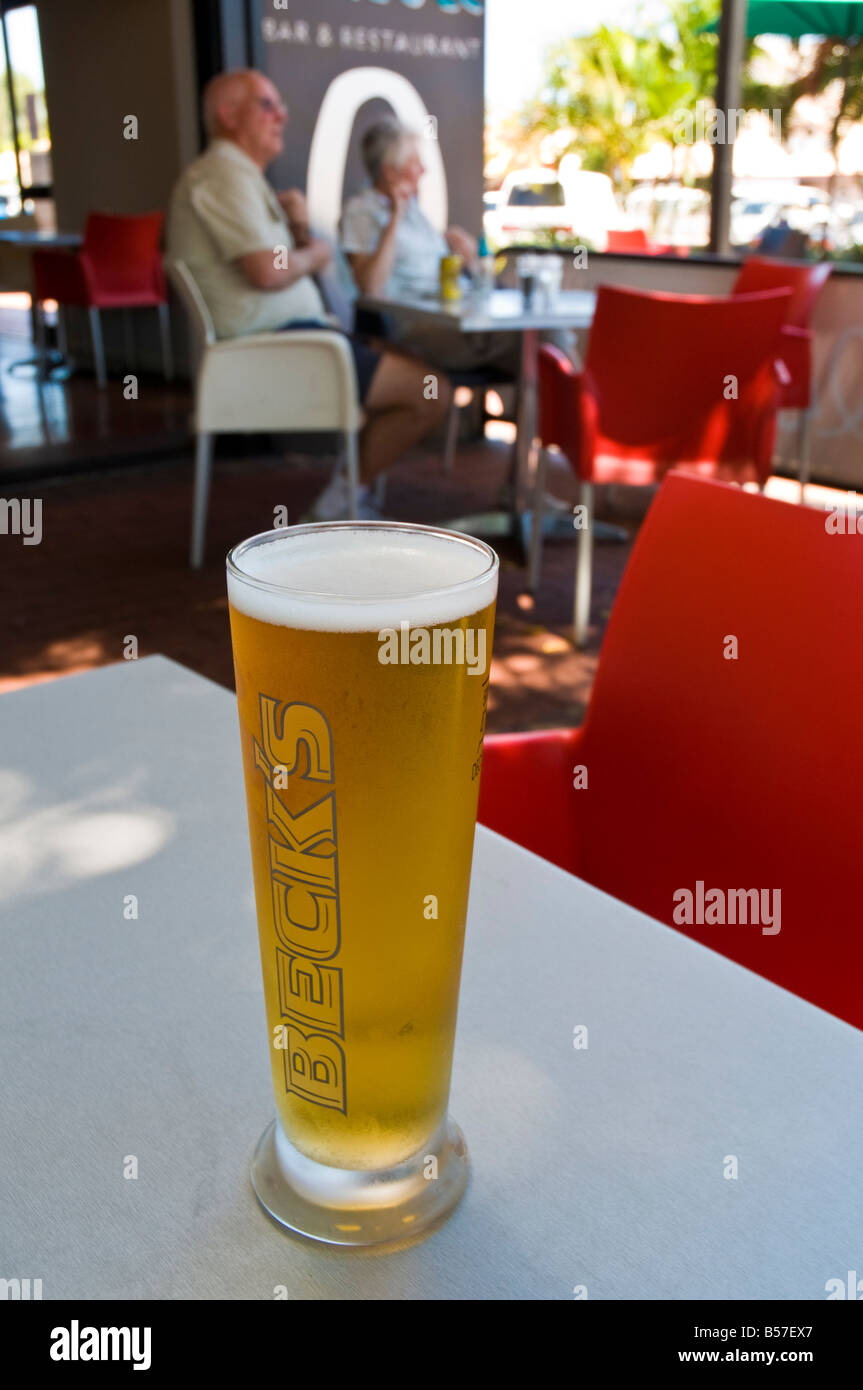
top-left (227, 526), bottom-right (498, 631)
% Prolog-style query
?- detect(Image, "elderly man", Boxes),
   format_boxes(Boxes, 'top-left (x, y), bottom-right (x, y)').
top-left (167, 71), bottom-right (449, 520)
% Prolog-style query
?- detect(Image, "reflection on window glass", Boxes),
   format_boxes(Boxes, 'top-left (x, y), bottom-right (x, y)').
top-left (484, 1), bottom-right (858, 262)
top-left (509, 182), bottom-right (567, 207)
top-left (484, 2), bottom-right (721, 256)
top-left (3, 4), bottom-right (51, 195)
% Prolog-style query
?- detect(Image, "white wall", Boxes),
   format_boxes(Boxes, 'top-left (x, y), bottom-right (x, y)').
top-left (35, 0), bottom-right (199, 372)
top-left (37, 0), bottom-right (198, 230)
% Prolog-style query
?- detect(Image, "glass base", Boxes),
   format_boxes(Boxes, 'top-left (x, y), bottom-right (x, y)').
top-left (250, 1116), bottom-right (470, 1247)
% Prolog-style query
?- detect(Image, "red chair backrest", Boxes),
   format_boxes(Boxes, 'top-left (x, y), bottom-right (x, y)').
top-left (606, 228), bottom-right (650, 253)
top-left (731, 255), bottom-right (831, 328)
top-left (82, 211), bottom-right (166, 298)
top-left (573, 472), bottom-right (863, 1027)
top-left (539, 285), bottom-right (791, 477)
top-left (585, 284), bottom-right (790, 443)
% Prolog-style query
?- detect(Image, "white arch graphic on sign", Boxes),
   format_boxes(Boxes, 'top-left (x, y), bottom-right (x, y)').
top-left (306, 65), bottom-right (448, 242)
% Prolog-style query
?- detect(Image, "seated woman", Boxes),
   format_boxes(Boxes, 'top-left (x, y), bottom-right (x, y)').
top-left (341, 119), bottom-right (521, 376)
top-left (341, 119), bottom-right (577, 378)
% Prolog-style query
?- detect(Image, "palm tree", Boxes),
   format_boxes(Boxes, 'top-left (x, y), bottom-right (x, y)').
top-left (511, 2), bottom-right (722, 189)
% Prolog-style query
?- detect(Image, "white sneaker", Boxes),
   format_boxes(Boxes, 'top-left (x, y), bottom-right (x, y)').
top-left (305, 473), bottom-right (384, 522)
top-left (307, 471), bottom-right (351, 520)
top-left (355, 492), bottom-right (386, 521)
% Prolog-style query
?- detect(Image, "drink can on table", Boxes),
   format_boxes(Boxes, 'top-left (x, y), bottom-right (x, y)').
top-left (440, 253), bottom-right (463, 302)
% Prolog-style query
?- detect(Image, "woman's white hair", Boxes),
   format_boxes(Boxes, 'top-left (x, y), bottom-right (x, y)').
top-left (361, 119), bottom-right (417, 182)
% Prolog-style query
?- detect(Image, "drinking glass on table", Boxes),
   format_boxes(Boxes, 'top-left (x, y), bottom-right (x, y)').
top-left (516, 252), bottom-right (539, 309)
top-left (537, 254), bottom-right (564, 309)
top-left (227, 521), bottom-right (498, 1245)
top-left (473, 252), bottom-right (497, 303)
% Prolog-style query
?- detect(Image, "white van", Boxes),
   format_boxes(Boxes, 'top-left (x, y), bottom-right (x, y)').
top-left (484, 166), bottom-right (619, 250)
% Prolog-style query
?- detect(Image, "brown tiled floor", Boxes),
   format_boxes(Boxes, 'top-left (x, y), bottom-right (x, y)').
top-left (0, 300), bottom-right (190, 480)
top-left (3, 300), bottom-right (833, 732)
top-left (0, 429), bottom-right (637, 731)
top-left (1, 294), bottom-right (637, 731)
top-left (0, 294), bottom-right (636, 733)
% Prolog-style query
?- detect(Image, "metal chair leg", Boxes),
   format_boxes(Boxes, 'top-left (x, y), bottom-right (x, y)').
top-left (190, 432), bottom-right (214, 568)
top-left (344, 431), bottom-right (359, 520)
top-left (374, 474), bottom-right (387, 508)
top-left (56, 306), bottom-right (68, 359)
top-left (797, 408), bottom-right (813, 503)
top-left (29, 295), bottom-right (41, 353)
top-left (34, 299), bottom-right (47, 360)
top-left (527, 447), bottom-right (549, 593)
top-left (157, 302), bottom-right (174, 382)
top-left (88, 306), bottom-right (107, 389)
top-left (574, 481), bottom-right (594, 649)
top-left (442, 393), bottom-right (461, 474)
top-left (32, 302), bottom-right (49, 422)
top-left (122, 309), bottom-right (135, 371)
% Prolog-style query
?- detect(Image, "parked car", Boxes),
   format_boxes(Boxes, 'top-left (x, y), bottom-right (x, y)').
top-left (730, 182), bottom-right (831, 249)
top-left (625, 183), bottom-right (710, 249)
top-left (484, 166), bottom-right (619, 250)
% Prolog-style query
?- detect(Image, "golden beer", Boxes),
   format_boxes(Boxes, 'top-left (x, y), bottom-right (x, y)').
top-left (227, 522), bottom-right (497, 1242)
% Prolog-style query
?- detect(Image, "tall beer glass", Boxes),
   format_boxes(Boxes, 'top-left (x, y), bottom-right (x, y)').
top-left (227, 522), bottom-right (498, 1245)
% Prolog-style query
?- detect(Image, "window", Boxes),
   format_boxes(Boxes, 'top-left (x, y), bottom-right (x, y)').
top-left (485, 0), bottom-right (862, 263)
top-left (0, 3), bottom-right (52, 215)
top-left (484, 1), bottom-right (721, 255)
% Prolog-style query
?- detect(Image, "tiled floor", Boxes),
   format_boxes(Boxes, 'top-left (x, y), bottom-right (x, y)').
top-left (1, 431), bottom-right (636, 731)
top-left (0, 300), bottom-right (843, 732)
top-left (0, 297), bottom-right (190, 480)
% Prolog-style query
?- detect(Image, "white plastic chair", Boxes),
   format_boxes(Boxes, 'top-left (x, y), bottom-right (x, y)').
top-left (166, 258), bottom-right (360, 567)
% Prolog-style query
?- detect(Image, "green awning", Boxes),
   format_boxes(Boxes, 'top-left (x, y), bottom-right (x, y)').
top-left (703, 1), bottom-right (863, 35)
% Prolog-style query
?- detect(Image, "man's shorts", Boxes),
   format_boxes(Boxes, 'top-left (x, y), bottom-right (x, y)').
top-left (277, 320), bottom-right (382, 404)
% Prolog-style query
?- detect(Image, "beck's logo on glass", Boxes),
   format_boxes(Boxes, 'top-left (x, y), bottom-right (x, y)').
top-left (254, 694), bottom-right (347, 1114)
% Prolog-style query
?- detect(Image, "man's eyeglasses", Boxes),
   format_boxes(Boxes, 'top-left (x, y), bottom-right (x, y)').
top-left (255, 96), bottom-right (287, 118)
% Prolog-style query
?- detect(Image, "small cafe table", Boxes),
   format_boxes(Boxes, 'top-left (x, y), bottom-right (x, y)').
top-left (359, 287), bottom-right (598, 529)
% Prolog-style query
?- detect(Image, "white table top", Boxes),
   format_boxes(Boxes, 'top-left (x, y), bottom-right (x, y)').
top-left (359, 287), bottom-right (596, 333)
top-left (1, 656), bottom-right (860, 1300)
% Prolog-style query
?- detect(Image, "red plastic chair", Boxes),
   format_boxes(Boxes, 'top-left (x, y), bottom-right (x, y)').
top-left (32, 211), bottom-right (173, 388)
top-left (731, 256), bottom-right (832, 498)
top-left (481, 473), bottom-right (863, 1032)
top-left (605, 229), bottom-right (675, 255)
top-left (606, 228), bottom-right (651, 253)
top-left (528, 283), bottom-right (792, 645)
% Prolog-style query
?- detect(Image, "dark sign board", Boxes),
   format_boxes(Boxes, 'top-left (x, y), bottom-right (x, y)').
top-left (255, 0), bottom-right (485, 239)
